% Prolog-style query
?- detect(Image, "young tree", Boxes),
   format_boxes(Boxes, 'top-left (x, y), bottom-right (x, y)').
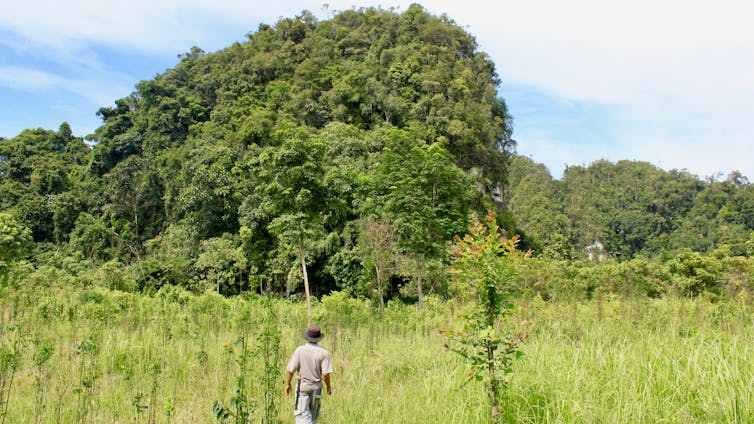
top-left (195, 235), bottom-right (247, 295)
top-left (446, 211), bottom-right (526, 422)
top-left (246, 125), bottom-right (327, 324)
top-left (369, 130), bottom-right (471, 308)
top-left (358, 217), bottom-right (398, 314)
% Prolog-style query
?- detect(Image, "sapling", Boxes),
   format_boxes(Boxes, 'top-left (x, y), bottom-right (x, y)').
top-left (149, 318), bottom-right (171, 424)
top-left (214, 336), bottom-right (252, 423)
top-left (0, 336), bottom-right (20, 424)
top-left (258, 298), bottom-right (281, 424)
top-left (133, 392), bottom-right (148, 423)
top-left (445, 211), bottom-right (527, 422)
top-left (147, 360), bottom-right (161, 424)
top-left (32, 337), bottom-right (54, 424)
top-left (74, 333), bottom-right (100, 424)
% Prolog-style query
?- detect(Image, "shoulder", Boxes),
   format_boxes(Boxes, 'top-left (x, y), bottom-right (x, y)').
top-left (310, 343), bottom-right (330, 353)
top-left (301, 343), bottom-right (330, 356)
top-left (290, 344), bottom-right (307, 357)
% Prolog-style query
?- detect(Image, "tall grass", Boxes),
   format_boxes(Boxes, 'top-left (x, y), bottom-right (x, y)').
top-left (0, 284), bottom-right (752, 423)
top-left (507, 296), bottom-right (754, 423)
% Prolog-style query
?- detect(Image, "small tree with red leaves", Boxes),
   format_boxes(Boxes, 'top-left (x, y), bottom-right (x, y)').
top-left (446, 211), bottom-right (526, 422)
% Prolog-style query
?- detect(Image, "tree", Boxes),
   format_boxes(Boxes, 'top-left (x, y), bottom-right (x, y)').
top-left (503, 156), bottom-right (569, 258)
top-left (446, 211), bottom-right (526, 422)
top-left (2, 6), bottom-right (517, 295)
top-left (67, 213), bottom-right (117, 262)
top-left (104, 155), bottom-right (164, 258)
top-left (368, 130), bottom-right (472, 308)
top-left (246, 125), bottom-right (327, 323)
top-left (172, 142), bottom-right (239, 240)
top-left (195, 234), bottom-right (247, 295)
top-left (358, 217), bottom-right (398, 313)
top-left (0, 213), bottom-right (33, 284)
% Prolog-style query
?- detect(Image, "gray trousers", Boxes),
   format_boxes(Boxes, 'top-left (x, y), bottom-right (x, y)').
top-left (294, 389), bottom-right (322, 424)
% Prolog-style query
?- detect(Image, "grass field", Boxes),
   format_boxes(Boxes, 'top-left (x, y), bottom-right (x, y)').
top-left (1, 284), bottom-right (752, 423)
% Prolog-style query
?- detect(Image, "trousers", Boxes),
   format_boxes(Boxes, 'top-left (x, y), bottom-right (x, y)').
top-left (294, 388), bottom-right (322, 424)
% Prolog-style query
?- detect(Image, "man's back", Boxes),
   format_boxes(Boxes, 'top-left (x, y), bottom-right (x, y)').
top-left (285, 325), bottom-right (333, 424)
top-left (287, 342), bottom-right (333, 391)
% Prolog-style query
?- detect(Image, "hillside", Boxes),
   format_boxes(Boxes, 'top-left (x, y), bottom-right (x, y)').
top-left (0, 5), bottom-right (513, 298)
top-left (3, 6), bottom-right (753, 301)
top-left (505, 155), bottom-right (754, 259)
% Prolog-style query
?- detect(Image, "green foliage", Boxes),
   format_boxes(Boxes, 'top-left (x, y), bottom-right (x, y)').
top-left (506, 156), bottom-right (754, 261)
top-left (0, 126), bottom-right (90, 243)
top-left (385, 135), bottom-right (471, 253)
top-left (258, 299), bottom-right (282, 424)
top-left (213, 299), bottom-right (282, 424)
top-left (1, 6), bottom-right (514, 299)
top-left (73, 332), bottom-right (101, 424)
top-left (446, 212), bottom-right (526, 421)
top-left (214, 337), bottom-right (252, 424)
top-left (67, 213), bottom-right (117, 262)
top-left (357, 217), bottom-right (399, 312)
top-left (367, 129), bottom-right (473, 306)
top-left (667, 251), bottom-right (724, 297)
top-left (7, 4), bottom-right (754, 311)
top-left (0, 326), bottom-right (22, 424)
top-left (0, 213), bottom-right (32, 272)
top-left (195, 234), bottom-right (247, 295)
top-left (138, 223), bottom-right (199, 291)
top-left (31, 336), bottom-right (54, 423)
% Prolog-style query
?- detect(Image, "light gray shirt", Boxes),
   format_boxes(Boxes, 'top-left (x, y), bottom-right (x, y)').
top-left (287, 342), bottom-right (334, 391)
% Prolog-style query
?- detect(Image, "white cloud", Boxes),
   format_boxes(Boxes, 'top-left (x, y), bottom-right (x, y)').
top-left (0, 65), bottom-right (131, 106)
top-left (0, 0), bottom-right (327, 55)
top-left (447, 0), bottom-right (754, 178)
top-left (1, 0), bottom-right (752, 177)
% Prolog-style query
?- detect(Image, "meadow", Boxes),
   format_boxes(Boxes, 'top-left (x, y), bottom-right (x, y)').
top-left (0, 283), bottom-right (752, 423)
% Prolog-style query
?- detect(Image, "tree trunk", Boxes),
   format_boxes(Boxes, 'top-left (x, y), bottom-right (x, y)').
top-left (416, 257), bottom-right (424, 310)
top-left (134, 209), bottom-right (139, 246)
top-left (300, 238), bottom-right (312, 325)
top-left (375, 265), bottom-right (385, 315)
top-left (488, 338), bottom-right (499, 420)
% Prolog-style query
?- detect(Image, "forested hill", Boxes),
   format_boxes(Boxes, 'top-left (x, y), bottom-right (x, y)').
top-left (3, 6), bottom-right (752, 299)
top-left (0, 5), bottom-right (514, 296)
top-left (506, 156), bottom-right (754, 260)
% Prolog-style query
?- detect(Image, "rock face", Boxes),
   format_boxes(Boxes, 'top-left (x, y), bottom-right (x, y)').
top-left (586, 240), bottom-right (606, 261)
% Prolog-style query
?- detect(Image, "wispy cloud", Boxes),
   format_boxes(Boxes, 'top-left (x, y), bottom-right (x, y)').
top-left (0, 65), bottom-right (130, 106)
top-left (447, 0), bottom-right (754, 178)
top-left (0, 0), bottom-right (752, 177)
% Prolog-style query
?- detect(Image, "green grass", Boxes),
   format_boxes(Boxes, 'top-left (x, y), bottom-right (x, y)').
top-left (1, 285), bottom-right (752, 423)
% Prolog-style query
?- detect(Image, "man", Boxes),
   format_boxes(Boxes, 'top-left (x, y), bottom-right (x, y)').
top-left (285, 324), bottom-right (333, 424)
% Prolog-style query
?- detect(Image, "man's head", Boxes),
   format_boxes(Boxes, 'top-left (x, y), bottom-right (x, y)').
top-left (302, 324), bottom-right (324, 343)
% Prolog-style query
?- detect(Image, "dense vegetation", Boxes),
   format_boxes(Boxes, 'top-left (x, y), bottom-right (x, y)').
top-left (3, 5), bottom-right (754, 423)
top-left (2, 5), bottom-right (753, 303)
top-left (506, 156), bottom-right (754, 260)
top-left (0, 284), bottom-right (751, 423)
top-left (1, 5), bottom-right (514, 301)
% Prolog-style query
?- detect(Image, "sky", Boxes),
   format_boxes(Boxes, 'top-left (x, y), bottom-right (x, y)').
top-left (1, 0), bottom-right (752, 179)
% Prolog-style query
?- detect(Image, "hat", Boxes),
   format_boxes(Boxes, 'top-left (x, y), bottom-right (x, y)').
top-left (302, 325), bottom-right (324, 343)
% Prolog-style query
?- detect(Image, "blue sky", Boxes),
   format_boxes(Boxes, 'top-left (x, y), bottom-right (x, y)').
top-left (1, 0), bottom-right (752, 179)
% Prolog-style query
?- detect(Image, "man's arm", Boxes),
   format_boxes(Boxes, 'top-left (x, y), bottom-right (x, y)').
top-left (323, 373), bottom-right (332, 395)
top-left (285, 348), bottom-right (299, 395)
top-left (285, 371), bottom-right (294, 395)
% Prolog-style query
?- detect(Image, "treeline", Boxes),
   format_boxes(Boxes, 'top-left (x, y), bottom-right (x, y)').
top-left (506, 156), bottom-right (754, 260)
top-left (0, 6), bottom-right (513, 301)
top-left (3, 6), bottom-right (753, 303)
top-left (519, 253), bottom-right (754, 301)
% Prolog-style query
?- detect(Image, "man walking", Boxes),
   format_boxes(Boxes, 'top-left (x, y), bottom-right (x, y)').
top-left (285, 325), bottom-right (333, 424)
